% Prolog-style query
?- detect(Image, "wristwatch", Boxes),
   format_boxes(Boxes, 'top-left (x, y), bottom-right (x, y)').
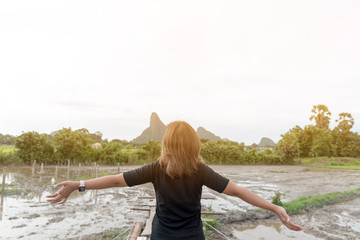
top-left (79, 180), bottom-right (85, 192)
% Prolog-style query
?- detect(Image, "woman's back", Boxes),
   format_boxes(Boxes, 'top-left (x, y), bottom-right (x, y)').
top-left (124, 161), bottom-right (229, 240)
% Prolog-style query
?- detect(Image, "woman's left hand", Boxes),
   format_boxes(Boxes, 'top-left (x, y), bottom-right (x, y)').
top-left (46, 181), bottom-right (78, 204)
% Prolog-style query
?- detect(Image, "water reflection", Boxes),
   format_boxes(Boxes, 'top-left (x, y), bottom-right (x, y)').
top-left (0, 194), bottom-right (4, 221)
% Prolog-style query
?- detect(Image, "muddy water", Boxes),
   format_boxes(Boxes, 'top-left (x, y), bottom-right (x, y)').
top-left (0, 165), bottom-right (360, 240)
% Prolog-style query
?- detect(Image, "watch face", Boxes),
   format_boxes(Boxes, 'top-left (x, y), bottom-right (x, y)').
top-left (79, 186), bottom-right (85, 192)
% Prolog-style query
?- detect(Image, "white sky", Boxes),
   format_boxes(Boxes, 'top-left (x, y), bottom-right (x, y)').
top-left (0, 0), bottom-right (359, 145)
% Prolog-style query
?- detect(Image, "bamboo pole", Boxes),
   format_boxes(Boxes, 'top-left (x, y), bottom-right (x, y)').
top-left (39, 163), bottom-right (44, 183)
top-left (95, 163), bottom-right (98, 178)
top-left (90, 162), bottom-right (93, 177)
top-left (54, 165), bottom-right (58, 183)
top-left (78, 163), bottom-right (82, 179)
top-left (32, 160), bottom-right (36, 177)
top-left (1, 167), bottom-right (6, 194)
top-left (67, 160), bottom-right (70, 180)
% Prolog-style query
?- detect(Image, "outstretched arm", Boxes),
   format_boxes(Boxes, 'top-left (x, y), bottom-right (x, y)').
top-left (222, 181), bottom-right (303, 231)
top-left (46, 173), bottom-right (127, 204)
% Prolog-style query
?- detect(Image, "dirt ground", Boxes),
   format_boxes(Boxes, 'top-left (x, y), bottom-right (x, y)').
top-left (0, 165), bottom-right (359, 239)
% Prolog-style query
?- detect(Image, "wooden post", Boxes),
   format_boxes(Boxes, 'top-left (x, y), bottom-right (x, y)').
top-left (67, 160), bottom-right (70, 180)
top-left (39, 163), bottom-right (44, 183)
top-left (95, 163), bottom-right (98, 178)
top-left (128, 222), bottom-right (144, 240)
top-left (32, 160), bottom-right (36, 177)
top-left (78, 163), bottom-right (81, 179)
top-left (90, 162), bottom-right (93, 177)
top-left (40, 163), bottom-right (44, 174)
top-left (54, 165), bottom-right (58, 183)
top-left (1, 167), bottom-right (6, 194)
top-left (117, 163), bottom-right (120, 173)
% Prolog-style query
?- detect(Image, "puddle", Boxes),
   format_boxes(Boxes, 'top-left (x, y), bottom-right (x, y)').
top-left (233, 223), bottom-right (322, 240)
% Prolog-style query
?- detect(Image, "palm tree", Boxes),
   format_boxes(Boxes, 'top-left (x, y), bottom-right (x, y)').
top-left (309, 104), bottom-right (331, 129)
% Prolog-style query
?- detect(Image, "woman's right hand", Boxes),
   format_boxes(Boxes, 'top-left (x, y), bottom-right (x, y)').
top-left (46, 181), bottom-right (78, 204)
top-left (273, 206), bottom-right (303, 231)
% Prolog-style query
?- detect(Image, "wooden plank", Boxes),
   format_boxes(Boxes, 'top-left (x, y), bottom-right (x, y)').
top-left (138, 196), bottom-right (155, 199)
top-left (131, 208), bottom-right (150, 211)
top-left (128, 222), bottom-right (143, 240)
top-left (201, 211), bottom-right (226, 215)
top-left (201, 218), bottom-right (214, 222)
top-left (141, 207), bottom-right (156, 236)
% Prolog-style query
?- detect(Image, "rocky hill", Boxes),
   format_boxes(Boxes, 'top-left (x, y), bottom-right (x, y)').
top-left (132, 112), bottom-right (166, 144)
top-left (258, 137), bottom-right (276, 147)
top-left (197, 127), bottom-right (221, 141)
top-left (132, 113), bottom-right (223, 143)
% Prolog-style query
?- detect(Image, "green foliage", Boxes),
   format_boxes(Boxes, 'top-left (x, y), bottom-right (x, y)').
top-left (53, 128), bottom-right (94, 164)
top-left (278, 105), bottom-right (360, 159)
top-left (0, 134), bottom-right (15, 145)
top-left (309, 128), bottom-right (335, 157)
top-left (276, 132), bottom-right (299, 160)
top-left (332, 128), bottom-right (360, 157)
top-left (142, 140), bottom-right (161, 161)
top-left (0, 151), bottom-right (19, 165)
top-left (201, 140), bottom-right (286, 165)
top-left (15, 131), bottom-right (55, 164)
top-left (202, 215), bottom-right (219, 230)
top-left (282, 188), bottom-right (360, 215)
top-left (272, 191), bottom-right (284, 206)
top-left (93, 141), bottom-right (128, 165)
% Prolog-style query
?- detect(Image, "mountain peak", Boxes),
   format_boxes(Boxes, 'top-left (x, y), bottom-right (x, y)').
top-left (150, 112), bottom-right (161, 126)
top-left (197, 126), bottom-right (221, 141)
top-left (132, 112), bottom-right (166, 144)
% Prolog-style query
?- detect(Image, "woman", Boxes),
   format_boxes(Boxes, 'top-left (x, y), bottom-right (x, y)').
top-left (47, 121), bottom-right (303, 239)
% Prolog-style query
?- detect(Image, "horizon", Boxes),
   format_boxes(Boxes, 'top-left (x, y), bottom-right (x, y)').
top-left (1, 1), bottom-right (359, 145)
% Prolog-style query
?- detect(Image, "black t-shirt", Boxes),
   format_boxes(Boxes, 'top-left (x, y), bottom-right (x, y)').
top-left (123, 161), bottom-right (229, 240)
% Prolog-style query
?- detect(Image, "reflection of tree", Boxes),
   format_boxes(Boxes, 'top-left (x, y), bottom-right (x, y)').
top-left (0, 195), bottom-right (4, 221)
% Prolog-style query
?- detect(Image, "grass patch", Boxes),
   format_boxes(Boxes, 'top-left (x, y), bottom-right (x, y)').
top-left (1, 188), bottom-right (21, 195)
top-left (100, 229), bottom-right (129, 239)
top-left (274, 188), bottom-right (360, 215)
top-left (299, 157), bottom-right (360, 170)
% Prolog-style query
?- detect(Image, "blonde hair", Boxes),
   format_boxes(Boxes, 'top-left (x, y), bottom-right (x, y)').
top-left (158, 121), bottom-right (203, 179)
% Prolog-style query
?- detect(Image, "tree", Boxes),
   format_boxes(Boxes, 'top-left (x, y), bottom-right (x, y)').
top-left (332, 128), bottom-right (360, 157)
top-left (276, 132), bottom-right (299, 160)
top-left (15, 132), bottom-right (54, 164)
top-left (95, 141), bottom-right (128, 164)
top-left (310, 128), bottom-right (335, 157)
top-left (89, 131), bottom-right (103, 142)
top-left (335, 112), bottom-right (354, 132)
top-left (0, 134), bottom-right (15, 145)
top-left (53, 128), bottom-right (94, 163)
top-left (142, 140), bottom-right (161, 161)
top-left (309, 104), bottom-right (331, 129)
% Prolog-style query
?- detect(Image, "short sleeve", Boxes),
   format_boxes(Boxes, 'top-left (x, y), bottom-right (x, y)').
top-left (123, 161), bottom-right (158, 187)
top-left (202, 164), bottom-right (229, 193)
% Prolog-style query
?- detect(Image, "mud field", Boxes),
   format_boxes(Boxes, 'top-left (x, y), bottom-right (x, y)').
top-left (0, 165), bottom-right (359, 240)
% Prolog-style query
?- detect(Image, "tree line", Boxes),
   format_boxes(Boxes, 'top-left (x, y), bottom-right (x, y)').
top-left (1, 104), bottom-right (359, 165)
top-left (0, 127), bottom-right (282, 165)
top-left (277, 104), bottom-right (360, 159)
